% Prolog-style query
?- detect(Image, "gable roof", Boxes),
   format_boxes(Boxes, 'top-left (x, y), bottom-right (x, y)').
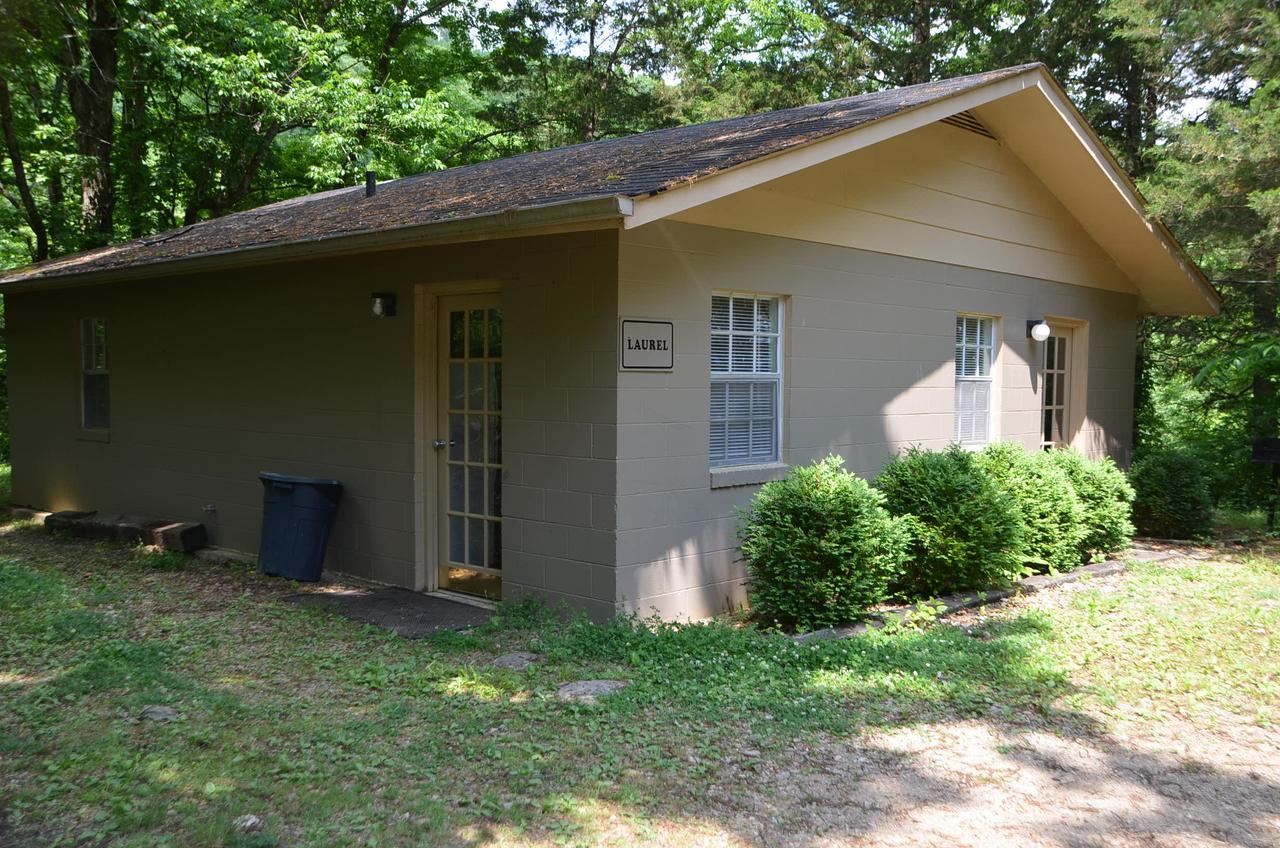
top-left (0, 63), bottom-right (1218, 315)
top-left (0, 66), bottom-right (1037, 285)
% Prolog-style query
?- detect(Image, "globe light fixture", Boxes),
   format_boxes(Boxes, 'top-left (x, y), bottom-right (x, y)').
top-left (1026, 320), bottom-right (1051, 342)
top-left (370, 293), bottom-right (397, 318)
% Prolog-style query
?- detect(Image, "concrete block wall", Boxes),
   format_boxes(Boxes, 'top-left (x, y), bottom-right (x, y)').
top-left (8, 261), bottom-right (422, 586)
top-left (614, 220), bottom-right (1139, 619)
top-left (7, 229), bottom-right (619, 607)
top-left (496, 231), bottom-right (620, 618)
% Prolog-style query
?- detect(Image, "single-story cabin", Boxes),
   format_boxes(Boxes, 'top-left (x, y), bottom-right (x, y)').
top-left (0, 63), bottom-right (1218, 619)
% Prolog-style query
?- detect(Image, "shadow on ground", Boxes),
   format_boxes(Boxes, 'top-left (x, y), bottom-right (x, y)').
top-left (1, 519), bottom-right (1276, 847)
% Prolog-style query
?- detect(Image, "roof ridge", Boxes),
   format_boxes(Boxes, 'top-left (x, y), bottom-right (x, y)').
top-left (389, 63), bottom-right (1044, 190)
top-left (1, 63), bottom-right (1048, 284)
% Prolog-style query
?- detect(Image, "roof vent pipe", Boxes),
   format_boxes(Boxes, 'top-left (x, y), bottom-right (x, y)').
top-left (364, 171), bottom-right (377, 197)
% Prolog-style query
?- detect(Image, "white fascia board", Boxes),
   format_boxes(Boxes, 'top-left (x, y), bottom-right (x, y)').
top-left (624, 72), bottom-right (1040, 229)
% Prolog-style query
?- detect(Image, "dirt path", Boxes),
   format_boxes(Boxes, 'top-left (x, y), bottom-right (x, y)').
top-left (687, 718), bottom-right (1279, 847)
top-left (667, 555), bottom-right (1280, 848)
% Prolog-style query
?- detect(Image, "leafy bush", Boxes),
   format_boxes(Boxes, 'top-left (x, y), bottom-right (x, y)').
top-left (1128, 445), bottom-right (1214, 539)
top-left (1138, 372), bottom-right (1272, 510)
top-left (1042, 448), bottom-right (1135, 557)
top-left (874, 445), bottom-right (1025, 598)
top-left (976, 442), bottom-right (1086, 573)
top-left (738, 456), bottom-right (911, 630)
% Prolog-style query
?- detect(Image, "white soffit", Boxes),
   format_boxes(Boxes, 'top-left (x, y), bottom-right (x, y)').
top-left (975, 81), bottom-right (1218, 315)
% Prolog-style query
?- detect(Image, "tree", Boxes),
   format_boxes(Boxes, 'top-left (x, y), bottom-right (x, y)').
top-left (480, 0), bottom-right (683, 148)
top-left (1129, 0), bottom-right (1279, 506)
top-left (0, 0), bottom-right (501, 264)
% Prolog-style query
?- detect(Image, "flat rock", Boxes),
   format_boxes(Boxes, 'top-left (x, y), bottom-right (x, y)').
top-left (194, 546), bottom-right (257, 566)
top-left (1123, 545), bottom-right (1181, 562)
top-left (555, 679), bottom-right (630, 704)
top-left (45, 510), bottom-right (98, 533)
top-left (140, 705), bottom-right (180, 723)
top-left (155, 522), bottom-right (208, 553)
top-left (1, 506), bottom-right (52, 522)
top-left (790, 623), bottom-right (870, 644)
top-left (232, 814), bottom-right (264, 833)
top-left (44, 510), bottom-right (208, 552)
top-left (492, 652), bottom-right (540, 671)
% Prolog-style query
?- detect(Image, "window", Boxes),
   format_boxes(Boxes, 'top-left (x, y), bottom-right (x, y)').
top-left (954, 315), bottom-right (995, 445)
top-left (81, 318), bottom-right (110, 430)
top-left (710, 293), bottom-right (782, 467)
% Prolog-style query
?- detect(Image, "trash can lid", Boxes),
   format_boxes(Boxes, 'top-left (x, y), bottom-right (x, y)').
top-left (258, 471), bottom-right (343, 488)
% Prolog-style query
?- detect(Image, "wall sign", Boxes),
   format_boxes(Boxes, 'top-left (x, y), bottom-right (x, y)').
top-left (619, 319), bottom-right (674, 371)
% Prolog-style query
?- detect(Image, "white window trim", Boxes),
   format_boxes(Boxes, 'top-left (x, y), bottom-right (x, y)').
top-left (80, 317), bottom-right (110, 433)
top-left (709, 291), bottom-right (784, 469)
top-left (953, 314), bottom-right (999, 448)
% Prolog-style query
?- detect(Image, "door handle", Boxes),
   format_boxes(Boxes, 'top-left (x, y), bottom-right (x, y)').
top-left (433, 439), bottom-right (455, 450)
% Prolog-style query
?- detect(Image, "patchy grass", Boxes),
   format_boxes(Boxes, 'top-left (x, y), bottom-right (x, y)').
top-left (0, 520), bottom-right (1277, 847)
top-left (1216, 507), bottom-right (1273, 537)
top-left (1023, 554), bottom-right (1280, 731)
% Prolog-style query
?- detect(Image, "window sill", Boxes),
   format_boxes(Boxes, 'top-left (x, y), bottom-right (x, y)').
top-left (710, 462), bottom-right (788, 489)
top-left (76, 429), bottom-right (111, 443)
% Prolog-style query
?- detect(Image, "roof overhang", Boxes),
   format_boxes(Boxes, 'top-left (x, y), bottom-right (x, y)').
top-left (624, 66), bottom-right (1219, 316)
top-left (0, 195), bottom-right (632, 293)
top-left (1, 64), bottom-right (1217, 315)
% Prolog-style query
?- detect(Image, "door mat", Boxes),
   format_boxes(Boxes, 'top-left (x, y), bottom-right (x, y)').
top-left (284, 587), bottom-right (492, 638)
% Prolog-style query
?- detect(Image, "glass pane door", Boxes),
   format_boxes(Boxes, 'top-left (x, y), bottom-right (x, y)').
top-left (439, 298), bottom-right (502, 599)
top-left (1041, 331), bottom-right (1070, 449)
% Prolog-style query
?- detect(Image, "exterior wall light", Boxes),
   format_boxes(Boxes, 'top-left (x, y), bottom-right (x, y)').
top-left (1026, 319), bottom-right (1051, 342)
top-left (371, 293), bottom-right (397, 318)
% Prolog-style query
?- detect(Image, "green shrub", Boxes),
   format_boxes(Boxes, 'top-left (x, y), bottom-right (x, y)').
top-left (1129, 445), bottom-right (1214, 539)
top-left (739, 456), bottom-right (911, 630)
top-left (976, 442), bottom-right (1086, 573)
top-left (1043, 448), bottom-right (1135, 557)
top-left (874, 445), bottom-right (1025, 598)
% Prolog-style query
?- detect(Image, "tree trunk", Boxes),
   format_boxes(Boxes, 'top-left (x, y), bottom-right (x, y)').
top-left (63, 0), bottom-right (120, 246)
top-left (911, 0), bottom-right (932, 84)
top-left (0, 79), bottom-right (49, 261)
top-left (120, 52), bottom-right (148, 239)
top-left (585, 17), bottom-right (599, 141)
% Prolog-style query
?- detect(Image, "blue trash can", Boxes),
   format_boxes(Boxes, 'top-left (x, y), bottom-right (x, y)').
top-left (257, 472), bottom-right (343, 582)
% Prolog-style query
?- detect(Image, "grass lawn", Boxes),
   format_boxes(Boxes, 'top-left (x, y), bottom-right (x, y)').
top-left (1, 516), bottom-right (1278, 847)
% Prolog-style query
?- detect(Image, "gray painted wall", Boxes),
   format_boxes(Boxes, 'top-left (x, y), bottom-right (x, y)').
top-left (615, 220), bottom-right (1138, 619)
top-left (7, 229), bottom-right (618, 612)
top-left (5, 218), bottom-right (1138, 623)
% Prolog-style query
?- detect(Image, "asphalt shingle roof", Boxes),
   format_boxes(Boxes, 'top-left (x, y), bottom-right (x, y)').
top-left (0, 64), bottom-right (1038, 285)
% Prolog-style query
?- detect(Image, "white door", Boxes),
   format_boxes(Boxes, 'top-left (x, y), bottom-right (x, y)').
top-left (436, 295), bottom-right (503, 599)
top-left (1040, 326), bottom-right (1072, 449)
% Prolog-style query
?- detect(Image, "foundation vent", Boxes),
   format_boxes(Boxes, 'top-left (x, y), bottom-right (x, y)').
top-left (940, 110), bottom-right (997, 140)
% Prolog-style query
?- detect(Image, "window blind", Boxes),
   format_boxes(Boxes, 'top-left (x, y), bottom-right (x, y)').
top-left (954, 316), bottom-right (994, 445)
top-left (710, 293), bottom-right (781, 467)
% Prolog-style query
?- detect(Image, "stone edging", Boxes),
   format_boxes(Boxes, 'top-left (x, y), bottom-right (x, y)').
top-left (0, 505), bottom-right (52, 522)
top-left (790, 559), bottom-right (1129, 644)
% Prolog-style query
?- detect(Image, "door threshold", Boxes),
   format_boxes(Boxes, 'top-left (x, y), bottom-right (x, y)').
top-left (427, 589), bottom-right (498, 611)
